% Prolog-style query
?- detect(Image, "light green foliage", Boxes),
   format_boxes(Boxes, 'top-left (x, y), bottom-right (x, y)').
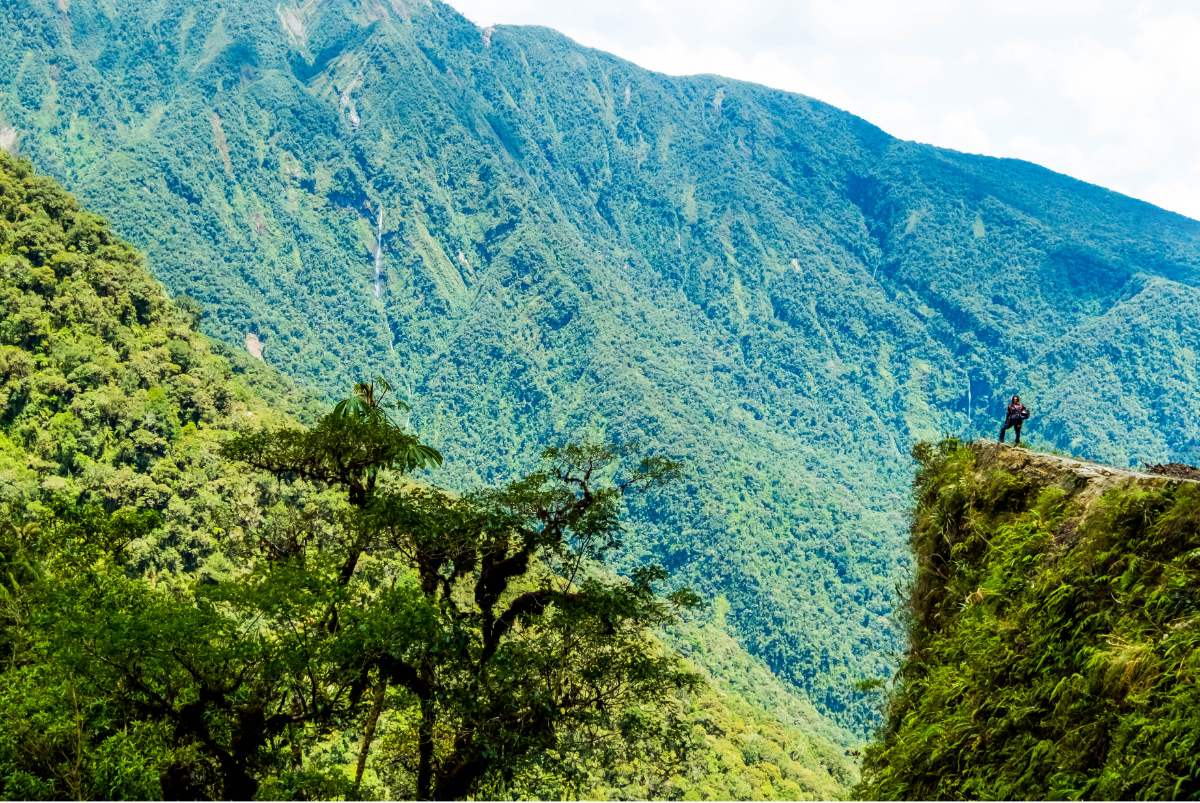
top-left (859, 441), bottom-right (1200, 799)
top-left (7, 0), bottom-right (1200, 734)
top-left (513, 602), bottom-right (862, 800)
top-left (0, 154), bottom-right (855, 799)
top-left (0, 149), bottom-right (313, 575)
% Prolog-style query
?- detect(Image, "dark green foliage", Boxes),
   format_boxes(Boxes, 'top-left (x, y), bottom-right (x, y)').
top-left (0, 153), bottom-right (856, 799)
top-left (224, 378), bottom-right (443, 507)
top-left (223, 392), bottom-right (700, 799)
top-left (0, 148), bottom-right (312, 575)
top-left (859, 441), bottom-right (1200, 799)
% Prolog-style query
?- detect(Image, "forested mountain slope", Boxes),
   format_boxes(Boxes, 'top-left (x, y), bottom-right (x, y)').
top-left (860, 441), bottom-right (1200, 799)
top-left (0, 152), bottom-right (311, 574)
top-left (3, 0), bottom-right (1199, 731)
top-left (0, 152), bottom-right (858, 798)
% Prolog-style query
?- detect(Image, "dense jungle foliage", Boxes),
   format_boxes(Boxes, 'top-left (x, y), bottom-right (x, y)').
top-left (4, 0), bottom-right (1200, 735)
top-left (859, 441), bottom-right (1200, 799)
top-left (0, 152), bottom-right (858, 799)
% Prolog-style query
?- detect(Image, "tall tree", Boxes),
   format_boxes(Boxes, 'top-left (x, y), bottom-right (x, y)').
top-left (223, 380), bottom-right (698, 798)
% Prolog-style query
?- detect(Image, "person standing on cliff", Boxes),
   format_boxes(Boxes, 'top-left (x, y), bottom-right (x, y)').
top-left (998, 395), bottom-right (1030, 446)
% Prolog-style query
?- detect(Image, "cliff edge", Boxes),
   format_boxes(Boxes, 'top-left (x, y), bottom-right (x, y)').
top-left (858, 440), bottom-right (1200, 800)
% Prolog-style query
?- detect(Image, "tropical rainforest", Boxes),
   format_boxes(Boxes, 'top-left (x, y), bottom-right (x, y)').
top-left (0, 152), bottom-right (857, 798)
top-left (1, 0), bottom-right (1199, 797)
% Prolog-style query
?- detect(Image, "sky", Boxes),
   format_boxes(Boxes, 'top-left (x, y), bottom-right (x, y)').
top-left (451, 0), bottom-right (1200, 221)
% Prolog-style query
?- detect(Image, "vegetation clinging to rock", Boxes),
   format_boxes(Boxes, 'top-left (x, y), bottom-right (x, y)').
top-left (860, 440), bottom-right (1200, 800)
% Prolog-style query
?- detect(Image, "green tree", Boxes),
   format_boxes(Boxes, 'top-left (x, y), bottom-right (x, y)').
top-left (223, 380), bottom-right (698, 798)
top-left (0, 382), bottom-right (697, 799)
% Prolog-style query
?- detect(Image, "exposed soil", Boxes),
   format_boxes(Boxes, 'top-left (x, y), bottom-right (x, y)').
top-left (1144, 462), bottom-right (1200, 481)
top-left (245, 332), bottom-right (265, 361)
top-left (973, 443), bottom-right (1200, 548)
top-left (975, 442), bottom-right (1200, 490)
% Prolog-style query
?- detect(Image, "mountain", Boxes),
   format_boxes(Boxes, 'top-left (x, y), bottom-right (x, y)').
top-left (0, 150), bottom-right (859, 798)
top-left (859, 441), bottom-right (1200, 799)
top-left (3, 0), bottom-right (1200, 732)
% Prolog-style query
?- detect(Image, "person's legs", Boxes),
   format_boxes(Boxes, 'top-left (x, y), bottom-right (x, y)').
top-left (999, 421), bottom-right (1009, 443)
top-left (1013, 420), bottom-right (1023, 446)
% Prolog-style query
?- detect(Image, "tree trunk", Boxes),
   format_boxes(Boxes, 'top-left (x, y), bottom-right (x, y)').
top-left (416, 693), bottom-right (435, 800)
top-left (432, 755), bottom-right (489, 802)
top-left (354, 679), bottom-right (388, 794)
top-left (220, 759), bottom-right (258, 802)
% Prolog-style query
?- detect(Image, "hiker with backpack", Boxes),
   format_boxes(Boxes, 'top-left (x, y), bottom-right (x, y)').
top-left (998, 395), bottom-right (1030, 446)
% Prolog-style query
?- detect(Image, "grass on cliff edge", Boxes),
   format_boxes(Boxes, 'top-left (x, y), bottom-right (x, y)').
top-left (858, 438), bottom-right (1200, 800)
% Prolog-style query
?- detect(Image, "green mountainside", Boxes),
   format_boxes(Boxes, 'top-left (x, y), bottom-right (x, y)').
top-left (3, 0), bottom-right (1200, 734)
top-left (0, 151), bottom-right (311, 573)
top-left (860, 442), bottom-right (1200, 799)
top-left (0, 151), bottom-right (857, 799)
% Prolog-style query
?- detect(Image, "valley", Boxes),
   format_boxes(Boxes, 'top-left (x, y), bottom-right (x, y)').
top-left (2, 0), bottom-right (1199, 754)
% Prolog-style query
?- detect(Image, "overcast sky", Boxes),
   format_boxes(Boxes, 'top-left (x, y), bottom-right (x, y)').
top-left (451, 0), bottom-right (1200, 221)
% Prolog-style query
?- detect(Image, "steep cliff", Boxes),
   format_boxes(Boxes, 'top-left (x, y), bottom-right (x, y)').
top-left (861, 441), bottom-right (1200, 799)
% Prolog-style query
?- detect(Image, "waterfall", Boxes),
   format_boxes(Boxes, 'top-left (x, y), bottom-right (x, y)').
top-left (372, 204), bottom-right (381, 297)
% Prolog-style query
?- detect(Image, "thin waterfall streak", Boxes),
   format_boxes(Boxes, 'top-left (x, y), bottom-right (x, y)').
top-left (373, 205), bottom-right (384, 298)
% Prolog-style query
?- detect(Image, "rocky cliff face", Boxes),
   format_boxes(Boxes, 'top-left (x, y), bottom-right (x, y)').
top-left (860, 441), bottom-right (1200, 799)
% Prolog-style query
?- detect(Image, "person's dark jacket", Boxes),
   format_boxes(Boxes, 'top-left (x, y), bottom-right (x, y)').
top-left (1006, 403), bottom-right (1030, 424)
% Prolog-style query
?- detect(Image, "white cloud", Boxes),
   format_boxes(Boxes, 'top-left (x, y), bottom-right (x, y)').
top-left (450, 0), bottom-right (1200, 220)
